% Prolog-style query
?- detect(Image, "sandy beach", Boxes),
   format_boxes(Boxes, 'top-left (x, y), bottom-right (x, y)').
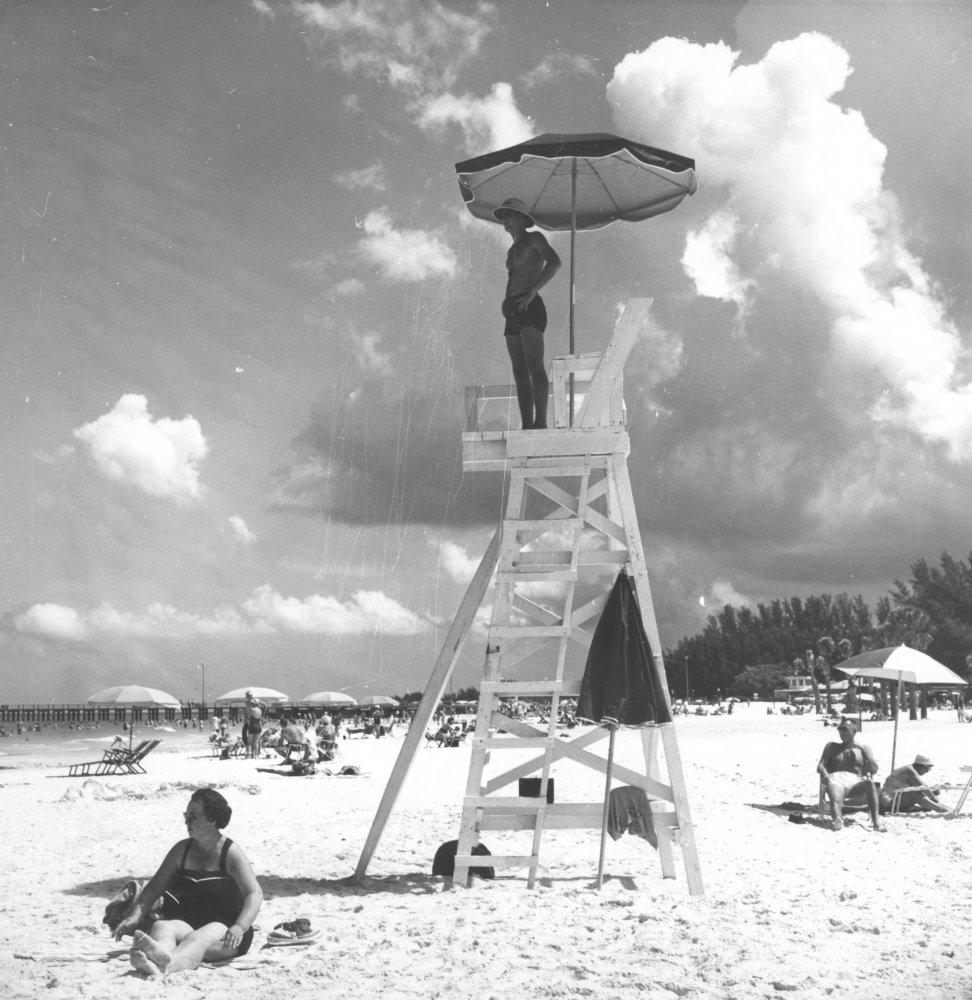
top-left (1, 706), bottom-right (969, 1000)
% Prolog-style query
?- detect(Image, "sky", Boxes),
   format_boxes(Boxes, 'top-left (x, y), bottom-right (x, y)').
top-left (1, 0), bottom-right (970, 706)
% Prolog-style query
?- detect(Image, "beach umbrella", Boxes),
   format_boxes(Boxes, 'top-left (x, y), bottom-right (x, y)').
top-left (455, 132), bottom-right (697, 365)
top-left (302, 691), bottom-right (357, 707)
top-left (836, 646), bottom-right (969, 769)
top-left (214, 686), bottom-right (289, 704)
top-left (86, 685), bottom-right (181, 749)
top-left (576, 571), bottom-right (672, 889)
top-left (86, 685), bottom-right (181, 707)
top-left (357, 695), bottom-right (399, 708)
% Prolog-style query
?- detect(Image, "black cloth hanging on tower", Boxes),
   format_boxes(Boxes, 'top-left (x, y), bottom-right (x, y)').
top-left (577, 571), bottom-right (672, 726)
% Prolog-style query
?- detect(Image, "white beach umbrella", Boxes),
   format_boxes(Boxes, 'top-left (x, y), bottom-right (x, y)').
top-left (836, 645), bottom-right (969, 768)
top-left (86, 685), bottom-right (181, 707)
top-left (302, 691), bottom-right (357, 707)
top-left (214, 686), bottom-right (289, 704)
top-left (357, 695), bottom-right (399, 708)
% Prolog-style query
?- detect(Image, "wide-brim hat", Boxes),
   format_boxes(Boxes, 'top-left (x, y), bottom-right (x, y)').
top-left (492, 197), bottom-right (535, 226)
top-left (914, 754), bottom-right (933, 767)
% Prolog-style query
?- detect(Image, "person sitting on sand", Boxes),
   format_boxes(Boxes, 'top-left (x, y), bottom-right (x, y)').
top-left (113, 788), bottom-right (262, 978)
top-left (879, 754), bottom-right (950, 815)
top-left (817, 718), bottom-right (885, 832)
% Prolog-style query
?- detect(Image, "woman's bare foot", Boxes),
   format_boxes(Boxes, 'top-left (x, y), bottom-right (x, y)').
top-left (131, 949), bottom-right (163, 978)
top-left (132, 930), bottom-right (172, 971)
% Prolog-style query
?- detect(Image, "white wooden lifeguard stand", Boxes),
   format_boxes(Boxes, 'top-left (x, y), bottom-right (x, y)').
top-left (355, 299), bottom-right (703, 894)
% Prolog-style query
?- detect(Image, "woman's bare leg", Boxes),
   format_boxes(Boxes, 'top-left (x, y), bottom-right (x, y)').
top-left (164, 923), bottom-right (238, 975)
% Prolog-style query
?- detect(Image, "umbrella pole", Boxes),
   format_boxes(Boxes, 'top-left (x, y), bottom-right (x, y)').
top-left (568, 158), bottom-right (577, 427)
top-left (596, 724), bottom-right (617, 889)
top-left (891, 673), bottom-right (903, 771)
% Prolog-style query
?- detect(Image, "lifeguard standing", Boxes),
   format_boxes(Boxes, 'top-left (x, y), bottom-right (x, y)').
top-left (494, 197), bottom-right (561, 430)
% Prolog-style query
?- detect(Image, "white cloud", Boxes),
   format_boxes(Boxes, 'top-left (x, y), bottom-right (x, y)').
top-left (251, 0), bottom-right (274, 17)
top-left (607, 32), bottom-right (972, 459)
top-left (358, 209), bottom-right (456, 281)
top-left (15, 603), bottom-right (88, 641)
top-left (439, 540), bottom-right (480, 584)
top-left (681, 210), bottom-right (754, 313)
top-left (242, 584), bottom-right (426, 635)
top-left (228, 515), bottom-right (256, 545)
top-left (330, 278), bottom-right (365, 297)
top-left (349, 330), bottom-right (392, 374)
top-left (73, 395), bottom-right (207, 502)
top-left (290, 0), bottom-right (493, 94)
top-left (710, 580), bottom-right (751, 609)
top-left (334, 162), bottom-right (386, 191)
top-left (13, 585), bottom-right (427, 641)
top-left (416, 81), bottom-right (534, 153)
top-left (522, 50), bottom-right (600, 90)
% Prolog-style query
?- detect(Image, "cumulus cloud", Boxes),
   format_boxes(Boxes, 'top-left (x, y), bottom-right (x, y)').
top-left (242, 584), bottom-right (426, 635)
top-left (290, 0), bottom-right (493, 94)
top-left (358, 209), bottom-right (456, 281)
top-left (522, 50), bottom-right (601, 89)
top-left (250, 0), bottom-right (274, 17)
top-left (416, 81), bottom-right (535, 152)
top-left (607, 32), bottom-right (972, 459)
top-left (73, 395), bottom-right (207, 502)
top-left (228, 515), bottom-right (256, 545)
top-left (14, 585), bottom-right (428, 643)
top-left (15, 603), bottom-right (88, 641)
top-left (334, 162), bottom-right (386, 191)
top-left (439, 540), bottom-right (480, 584)
top-left (681, 210), bottom-right (754, 314)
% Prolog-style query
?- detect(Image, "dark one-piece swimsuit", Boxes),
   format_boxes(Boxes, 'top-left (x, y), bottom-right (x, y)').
top-left (160, 838), bottom-right (254, 954)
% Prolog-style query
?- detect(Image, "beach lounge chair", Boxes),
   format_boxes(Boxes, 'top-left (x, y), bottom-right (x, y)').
top-left (949, 765), bottom-right (972, 819)
top-left (818, 775), bottom-right (880, 821)
top-left (67, 738), bottom-right (162, 777)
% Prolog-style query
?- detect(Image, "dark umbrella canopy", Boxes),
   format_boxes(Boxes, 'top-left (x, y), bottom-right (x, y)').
top-left (578, 571), bottom-right (672, 726)
top-left (455, 132), bottom-right (697, 230)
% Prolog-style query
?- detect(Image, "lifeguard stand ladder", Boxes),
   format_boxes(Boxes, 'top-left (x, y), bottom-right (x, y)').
top-left (354, 299), bottom-right (703, 895)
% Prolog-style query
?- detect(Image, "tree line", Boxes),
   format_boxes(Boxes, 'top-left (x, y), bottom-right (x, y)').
top-left (664, 550), bottom-right (972, 701)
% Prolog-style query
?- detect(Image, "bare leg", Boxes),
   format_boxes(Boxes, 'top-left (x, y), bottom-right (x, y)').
top-left (518, 326), bottom-right (548, 428)
top-left (505, 334), bottom-right (534, 429)
top-left (826, 779), bottom-right (845, 830)
top-left (865, 782), bottom-right (886, 831)
top-left (131, 928), bottom-right (173, 971)
top-left (164, 924), bottom-right (239, 975)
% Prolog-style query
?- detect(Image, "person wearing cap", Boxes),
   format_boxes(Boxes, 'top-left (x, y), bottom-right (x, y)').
top-left (879, 754), bottom-right (950, 814)
top-left (492, 197), bottom-right (561, 430)
top-left (816, 718), bottom-right (885, 831)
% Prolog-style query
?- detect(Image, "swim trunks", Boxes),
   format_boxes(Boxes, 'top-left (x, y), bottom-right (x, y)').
top-left (502, 294), bottom-right (547, 336)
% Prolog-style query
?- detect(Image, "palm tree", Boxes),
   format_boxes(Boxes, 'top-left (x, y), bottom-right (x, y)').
top-left (817, 636), bottom-right (836, 713)
top-left (800, 651), bottom-right (822, 714)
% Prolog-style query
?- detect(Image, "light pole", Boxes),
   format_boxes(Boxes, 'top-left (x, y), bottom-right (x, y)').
top-left (196, 662), bottom-right (205, 708)
top-left (684, 657), bottom-right (690, 703)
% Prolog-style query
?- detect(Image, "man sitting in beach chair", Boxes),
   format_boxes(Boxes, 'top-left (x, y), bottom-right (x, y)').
top-left (817, 718), bottom-right (885, 832)
top-left (879, 754), bottom-right (950, 815)
top-left (271, 716), bottom-right (311, 763)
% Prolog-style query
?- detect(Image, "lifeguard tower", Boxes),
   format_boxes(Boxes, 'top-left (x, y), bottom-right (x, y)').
top-left (355, 299), bottom-right (702, 894)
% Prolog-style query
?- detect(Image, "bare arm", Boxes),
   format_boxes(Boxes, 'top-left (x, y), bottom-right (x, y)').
top-left (816, 743), bottom-right (837, 778)
top-left (112, 841), bottom-right (184, 940)
top-left (858, 743), bottom-right (879, 777)
top-left (222, 842), bottom-right (263, 951)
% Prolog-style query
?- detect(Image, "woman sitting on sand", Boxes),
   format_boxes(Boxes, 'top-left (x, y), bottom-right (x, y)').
top-left (113, 788), bottom-right (262, 977)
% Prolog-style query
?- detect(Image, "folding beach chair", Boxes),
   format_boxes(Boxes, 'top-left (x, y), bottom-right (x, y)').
top-left (103, 738), bottom-right (162, 774)
top-left (949, 765), bottom-right (972, 819)
top-left (818, 774), bottom-right (880, 821)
